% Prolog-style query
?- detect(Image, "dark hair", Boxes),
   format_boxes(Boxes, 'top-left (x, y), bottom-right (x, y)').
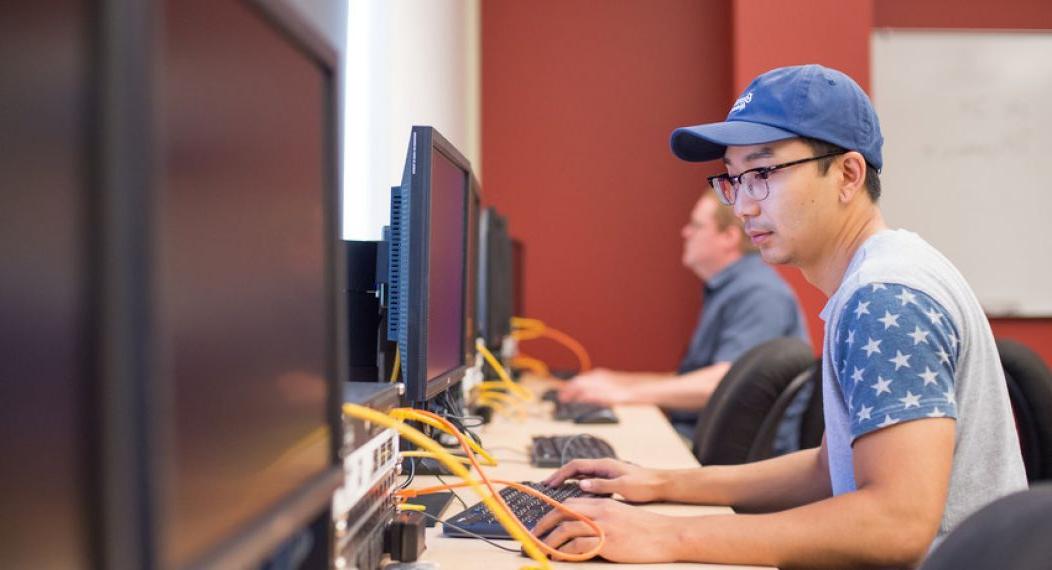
top-left (800, 137), bottom-right (881, 202)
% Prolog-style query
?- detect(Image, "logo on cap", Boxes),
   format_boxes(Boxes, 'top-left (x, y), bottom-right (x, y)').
top-left (729, 91), bottom-right (753, 114)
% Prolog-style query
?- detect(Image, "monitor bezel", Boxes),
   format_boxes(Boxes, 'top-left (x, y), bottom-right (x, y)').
top-left (402, 126), bottom-right (473, 403)
top-left (148, 1), bottom-right (346, 568)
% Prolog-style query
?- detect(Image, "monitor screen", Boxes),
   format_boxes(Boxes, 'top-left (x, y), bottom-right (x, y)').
top-left (158, 0), bottom-right (335, 566)
top-left (425, 149), bottom-right (467, 381)
top-left (0, 3), bottom-right (91, 566)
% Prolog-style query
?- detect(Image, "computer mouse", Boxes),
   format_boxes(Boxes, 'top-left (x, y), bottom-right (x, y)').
top-left (573, 408), bottom-right (618, 424)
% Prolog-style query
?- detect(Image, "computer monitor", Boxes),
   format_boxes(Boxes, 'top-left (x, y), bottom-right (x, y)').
top-left (477, 207), bottom-right (515, 352)
top-left (387, 126), bottom-right (474, 403)
top-left (1, 4), bottom-right (95, 567)
top-left (156, 0), bottom-right (343, 567)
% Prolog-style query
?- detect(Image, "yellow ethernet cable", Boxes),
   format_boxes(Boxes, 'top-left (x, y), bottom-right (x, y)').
top-left (381, 407), bottom-right (606, 563)
top-left (476, 338), bottom-right (534, 401)
top-left (474, 395), bottom-right (507, 413)
top-left (390, 408), bottom-right (498, 467)
top-left (510, 317), bottom-right (592, 372)
top-left (389, 346), bottom-right (401, 382)
top-left (510, 354), bottom-right (551, 378)
top-left (341, 403), bottom-right (553, 569)
top-left (401, 451), bottom-right (474, 466)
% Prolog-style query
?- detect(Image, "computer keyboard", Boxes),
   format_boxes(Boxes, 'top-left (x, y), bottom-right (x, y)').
top-left (530, 434), bottom-right (617, 468)
top-left (552, 400), bottom-right (619, 424)
top-left (442, 482), bottom-right (598, 539)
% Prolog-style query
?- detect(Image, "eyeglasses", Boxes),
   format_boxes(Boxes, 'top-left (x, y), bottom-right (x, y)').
top-left (707, 151), bottom-right (847, 205)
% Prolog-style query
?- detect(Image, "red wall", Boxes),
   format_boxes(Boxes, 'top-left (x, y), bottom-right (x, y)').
top-left (481, 0), bottom-right (732, 371)
top-left (481, 0), bottom-right (1052, 370)
top-left (730, 0), bottom-right (874, 354)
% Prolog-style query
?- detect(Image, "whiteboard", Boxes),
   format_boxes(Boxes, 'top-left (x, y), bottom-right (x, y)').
top-left (872, 30), bottom-right (1052, 316)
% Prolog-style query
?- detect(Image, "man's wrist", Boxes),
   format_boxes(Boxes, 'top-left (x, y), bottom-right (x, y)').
top-left (652, 468), bottom-right (682, 501)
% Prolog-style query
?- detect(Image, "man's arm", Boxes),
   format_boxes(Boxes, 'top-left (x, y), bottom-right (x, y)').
top-left (537, 418), bottom-right (954, 568)
top-left (544, 439), bottom-right (831, 513)
top-left (558, 362), bottom-right (730, 408)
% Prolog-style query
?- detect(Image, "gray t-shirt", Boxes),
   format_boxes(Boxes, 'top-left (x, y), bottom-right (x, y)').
top-left (820, 229), bottom-right (1027, 544)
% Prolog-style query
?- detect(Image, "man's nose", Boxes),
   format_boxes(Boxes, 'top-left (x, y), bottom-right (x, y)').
top-left (734, 191), bottom-right (759, 219)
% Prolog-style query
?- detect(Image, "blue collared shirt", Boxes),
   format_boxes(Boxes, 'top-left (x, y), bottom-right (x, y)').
top-left (679, 253), bottom-right (809, 373)
top-left (670, 253), bottom-right (810, 435)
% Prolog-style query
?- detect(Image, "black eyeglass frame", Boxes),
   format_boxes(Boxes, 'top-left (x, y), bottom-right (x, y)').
top-left (707, 151), bottom-right (848, 205)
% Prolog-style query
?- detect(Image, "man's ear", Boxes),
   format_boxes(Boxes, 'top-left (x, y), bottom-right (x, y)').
top-left (838, 151), bottom-right (867, 203)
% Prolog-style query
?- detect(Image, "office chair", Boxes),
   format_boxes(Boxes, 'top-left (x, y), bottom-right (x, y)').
top-left (692, 337), bottom-right (815, 467)
top-left (749, 359), bottom-right (822, 459)
top-left (996, 338), bottom-right (1052, 482)
top-left (921, 484), bottom-right (1052, 570)
top-left (797, 363), bottom-right (825, 450)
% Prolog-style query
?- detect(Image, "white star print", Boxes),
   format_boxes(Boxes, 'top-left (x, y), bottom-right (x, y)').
top-left (944, 389), bottom-right (957, 407)
top-left (846, 329), bottom-right (856, 347)
top-left (896, 288), bottom-right (917, 306)
top-left (877, 414), bottom-right (900, 428)
top-left (948, 332), bottom-right (958, 349)
top-left (878, 310), bottom-right (901, 329)
top-left (927, 407), bottom-right (947, 418)
top-left (918, 367), bottom-right (938, 386)
top-left (936, 347), bottom-right (951, 365)
top-left (862, 337), bottom-right (882, 357)
top-left (851, 367), bottom-right (865, 384)
top-left (889, 350), bottom-right (912, 370)
top-left (857, 404), bottom-right (873, 422)
top-left (854, 300), bottom-right (871, 319)
top-left (907, 326), bottom-right (930, 345)
top-left (872, 376), bottom-right (892, 396)
top-left (871, 283), bottom-right (888, 292)
top-left (925, 307), bottom-right (944, 325)
top-left (899, 391), bottom-right (922, 409)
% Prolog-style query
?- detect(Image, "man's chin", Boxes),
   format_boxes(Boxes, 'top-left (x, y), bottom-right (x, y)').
top-left (758, 247), bottom-right (790, 266)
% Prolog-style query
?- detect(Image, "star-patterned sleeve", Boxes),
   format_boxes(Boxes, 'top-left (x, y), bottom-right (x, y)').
top-left (834, 282), bottom-right (960, 440)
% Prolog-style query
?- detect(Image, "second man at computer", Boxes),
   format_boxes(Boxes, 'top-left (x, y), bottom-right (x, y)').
top-left (558, 189), bottom-right (809, 441)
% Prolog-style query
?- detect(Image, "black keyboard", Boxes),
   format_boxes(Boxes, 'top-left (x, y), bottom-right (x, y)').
top-left (530, 434), bottom-right (617, 467)
top-left (553, 400), bottom-right (618, 424)
top-left (442, 482), bottom-right (596, 539)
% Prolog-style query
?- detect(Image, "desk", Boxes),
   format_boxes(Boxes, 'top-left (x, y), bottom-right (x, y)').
top-left (413, 388), bottom-right (771, 569)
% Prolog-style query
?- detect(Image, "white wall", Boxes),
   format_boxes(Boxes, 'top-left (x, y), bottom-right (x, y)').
top-left (343, 0), bottom-right (481, 241)
top-left (873, 30), bottom-right (1052, 316)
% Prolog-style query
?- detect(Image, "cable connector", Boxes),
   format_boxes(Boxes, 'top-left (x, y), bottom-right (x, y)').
top-left (384, 510), bottom-right (427, 562)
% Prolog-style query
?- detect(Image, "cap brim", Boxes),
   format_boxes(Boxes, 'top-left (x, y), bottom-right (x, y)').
top-left (670, 121), bottom-right (798, 162)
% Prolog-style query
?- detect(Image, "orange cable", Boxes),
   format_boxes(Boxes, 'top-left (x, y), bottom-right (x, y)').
top-left (404, 409), bottom-right (603, 561)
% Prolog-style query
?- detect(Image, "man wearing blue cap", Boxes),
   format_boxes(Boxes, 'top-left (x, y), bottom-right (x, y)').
top-left (533, 64), bottom-right (1027, 567)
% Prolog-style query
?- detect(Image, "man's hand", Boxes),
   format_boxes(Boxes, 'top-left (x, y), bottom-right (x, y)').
top-left (557, 368), bottom-right (640, 405)
top-left (531, 498), bottom-right (684, 563)
top-left (543, 458), bottom-right (669, 503)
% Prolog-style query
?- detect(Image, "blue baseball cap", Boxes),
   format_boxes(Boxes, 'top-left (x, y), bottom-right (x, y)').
top-left (670, 64), bottom-right (883, 170)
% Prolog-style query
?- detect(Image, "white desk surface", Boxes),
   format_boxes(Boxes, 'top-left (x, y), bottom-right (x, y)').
top-left (410, 385), bottom-right (772, 569)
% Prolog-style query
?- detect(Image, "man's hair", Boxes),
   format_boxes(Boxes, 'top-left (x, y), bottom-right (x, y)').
top-left (800, 137), bottom-right (881, 202)
top-left (704, 191), bottom-right (757, 254)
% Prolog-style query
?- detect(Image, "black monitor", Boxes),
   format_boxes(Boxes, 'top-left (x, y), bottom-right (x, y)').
top-left (387, 126), bottom-right (474, 403)
top-left (1, 1), bottom-right (342, 568)
top-left (0, 3), bottom-right (95, 567)
top-left (156, 0), bottom-right (343, 567)
top-left (477, 207), bottom-right (515, 351)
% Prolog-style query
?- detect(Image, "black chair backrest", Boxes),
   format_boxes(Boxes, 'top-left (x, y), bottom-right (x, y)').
top-left (798, 362), bottom-right (825, 449)
top-left (996, 338), bottom-right (1052, 482)
top-left (747, 358), bottom-right (821, 461)
top-left (692, 337), bottom-right (815, 466)
top-left (922, 484), bottom-right (1052, 570)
